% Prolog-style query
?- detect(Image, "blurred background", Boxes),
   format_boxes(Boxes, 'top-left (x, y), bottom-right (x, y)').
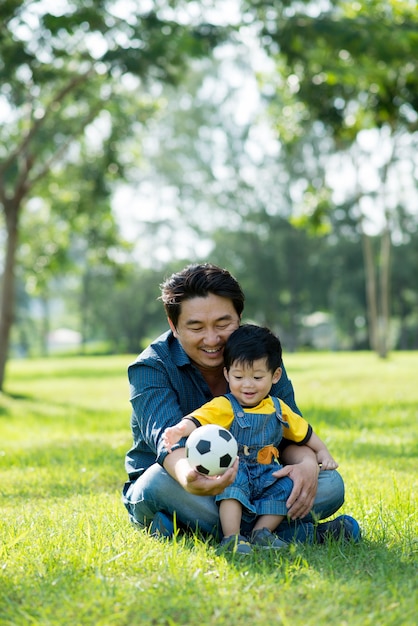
top-left (1, 0), bottom-right (418, 389)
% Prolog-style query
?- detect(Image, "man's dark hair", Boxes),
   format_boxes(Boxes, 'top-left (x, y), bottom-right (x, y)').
top-left (160, 263), bottom-right (245, 327)
top-left (223, 324), bottom-right (282, 373)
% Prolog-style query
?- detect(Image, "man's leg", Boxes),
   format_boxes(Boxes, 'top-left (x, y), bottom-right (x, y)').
top-left (274, 469), bottom-right (345, 543)
top-left (122, 466), bottom-right (351, 543)
top-left (122, 463), bottom-right (220, 536)
top-left (309, 468), bottom-right (345, 521)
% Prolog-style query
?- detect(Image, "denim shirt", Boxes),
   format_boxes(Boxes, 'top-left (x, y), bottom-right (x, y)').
top-left (125, 330), bottom-right (301, 480)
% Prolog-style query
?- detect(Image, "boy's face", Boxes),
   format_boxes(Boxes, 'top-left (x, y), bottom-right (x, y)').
top-left (224, 358), bottom-right (282, 407)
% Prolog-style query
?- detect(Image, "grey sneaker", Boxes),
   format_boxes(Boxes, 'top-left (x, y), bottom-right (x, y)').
top-left (250, 527), bottom-right (287, 550)
top-left (316, 515), bottom-right (361, 544)
top-left (220, 534), bottom-right (252, 555)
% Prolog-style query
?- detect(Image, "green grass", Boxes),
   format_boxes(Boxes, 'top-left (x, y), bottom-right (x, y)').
top-left (1, 352), bottom-right (417, 626)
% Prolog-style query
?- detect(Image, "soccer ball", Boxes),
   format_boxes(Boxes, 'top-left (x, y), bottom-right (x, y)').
top-left (186, 424), bottom-right (238, 476)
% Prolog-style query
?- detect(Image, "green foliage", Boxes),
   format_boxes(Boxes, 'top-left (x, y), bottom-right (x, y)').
top-left (2, 0), bottom-right (418, 381)
top-left (244, 0), bottom-right (418, 358)
top-left (252, 0), bottom-right (418, 136)
top-left (210, 211), bottom-right (366, 349)
top-left (0, 353), bottom-right (417, 625)
top-left (80, 265), bottom-right (169, 353)
top-left (0, 0), bottom-right (230, 388)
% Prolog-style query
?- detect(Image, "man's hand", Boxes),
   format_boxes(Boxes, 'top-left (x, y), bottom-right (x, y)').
top-left (273, 446), bottom-right (320, 520)
top-left (164, 447), bottom-right (239, 496)
top-left (184, 458), bottom-right (239, 496)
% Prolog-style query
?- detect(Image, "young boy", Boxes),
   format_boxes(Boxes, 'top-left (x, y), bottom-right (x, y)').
top-left (163, 324), bottom-right (338, 554)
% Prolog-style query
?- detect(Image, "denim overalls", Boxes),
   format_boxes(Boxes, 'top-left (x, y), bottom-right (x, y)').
top-left (216, 393), bottom-right (294, 523)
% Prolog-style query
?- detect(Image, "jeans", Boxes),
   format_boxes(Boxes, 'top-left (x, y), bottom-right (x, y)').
top-left (122, 463), bottom-right (345, 543)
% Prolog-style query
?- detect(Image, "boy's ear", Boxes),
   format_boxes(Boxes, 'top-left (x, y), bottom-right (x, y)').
top-left (272, 367), bottom-right (282, 384)
top-left (223, 367), bottom-right (230, 382)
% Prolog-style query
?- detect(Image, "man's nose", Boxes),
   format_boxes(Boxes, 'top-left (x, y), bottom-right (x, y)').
top-left (204, 328), bottom-right (221, 345)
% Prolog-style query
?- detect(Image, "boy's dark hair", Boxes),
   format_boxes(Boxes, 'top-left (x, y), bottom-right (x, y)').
top-left (160, 263), bottom-right (245, 327)
top-left (223, 324), bottom-right (282, 372)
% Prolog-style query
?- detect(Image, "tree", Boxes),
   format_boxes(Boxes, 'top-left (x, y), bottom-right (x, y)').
top-left (251, 0), bottom-right (418, 356)
top-left (0, 0), bottom-right (226, 389)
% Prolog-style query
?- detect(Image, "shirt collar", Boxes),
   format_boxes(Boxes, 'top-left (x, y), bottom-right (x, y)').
top-left (169, 332), bottom-right (191, 367)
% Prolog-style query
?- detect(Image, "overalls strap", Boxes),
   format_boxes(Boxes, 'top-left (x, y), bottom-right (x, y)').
top-left (270, 396), bottom-right (290, 429)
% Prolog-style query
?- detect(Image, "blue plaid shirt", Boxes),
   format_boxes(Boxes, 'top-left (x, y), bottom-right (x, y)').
top-left (125, 330), bottom-right (301, 480)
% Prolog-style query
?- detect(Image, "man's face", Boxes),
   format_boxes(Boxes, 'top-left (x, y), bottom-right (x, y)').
top-left (168, 294), bottom-right (240, 371)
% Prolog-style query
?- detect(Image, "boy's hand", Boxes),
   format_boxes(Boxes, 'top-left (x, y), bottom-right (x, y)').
top-left (317, 451), bottom-right (339, 470)
top-left (163, 422), bottom-right (188, 452)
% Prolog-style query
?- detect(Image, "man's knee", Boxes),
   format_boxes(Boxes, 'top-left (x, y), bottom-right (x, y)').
top-left (312, 469), bottom-right (345, 520)
top-left (122, 464), bottom-right (170, 524)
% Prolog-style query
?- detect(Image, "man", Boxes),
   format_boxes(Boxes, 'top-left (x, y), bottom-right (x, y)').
top-left (123, 263), bottom-right (360, 543)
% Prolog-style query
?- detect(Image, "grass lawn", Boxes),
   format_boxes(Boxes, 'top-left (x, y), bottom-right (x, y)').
top-left (0, 352), bottom-right (417, 626)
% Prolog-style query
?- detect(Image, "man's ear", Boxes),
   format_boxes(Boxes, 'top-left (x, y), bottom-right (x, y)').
top-left (272, 367), bottom-right (282, 384)
top-left (167, 318), bottom-right (178, 338)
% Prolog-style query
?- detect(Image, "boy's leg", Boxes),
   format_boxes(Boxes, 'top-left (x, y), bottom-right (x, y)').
top-left (122, 463), bottom-right (220, 536)
top-left (253, 514), bottom-right (284, 532)
top-left (219, 499), bottom-right (242, 538)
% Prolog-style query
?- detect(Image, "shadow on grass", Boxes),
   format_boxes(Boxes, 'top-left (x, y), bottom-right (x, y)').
top-left (0, 437), bottom-right (127, 501)
top-left (0, 391), bottom-right (36, 418)
top-left (2, 534), bottom-right (414, 626)
top-left (0, 391), bottom-right (126, 431)
top-left (7, 357), bottom-right (129, 383)
top-left (2, 399), bottom-right (416, 481)
top-left (349, 440), bottom-right (418, 463)
top-left (207, 535), bottom-right (417, 618)
top-left (304, 402), bottom-right (415, 429)
top-left (1, 391), bottom-right (35, 401)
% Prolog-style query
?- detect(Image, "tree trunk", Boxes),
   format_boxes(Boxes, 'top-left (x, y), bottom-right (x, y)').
top-left (361, 232), bottom-right (378, 352)
top-left (0, 201), bottom-right (20, 391)
top-left (378, 225), bottom-right (391, 358)
top-left (362, 228), bottom-right (392, 358)
top-left (40, 295), bottom-right (50, 357)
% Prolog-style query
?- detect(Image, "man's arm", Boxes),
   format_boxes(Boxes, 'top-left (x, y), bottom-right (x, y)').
top-left (163, 447), bottom-right (238, 496)
top-left (271, 367), bottom-right (321, 518)
top-left (271, 362), bottom-right (301, 415)
top-left (273, 444), bottom-right (320, 519)
top-left (128, 354), bottom-right (208, 465)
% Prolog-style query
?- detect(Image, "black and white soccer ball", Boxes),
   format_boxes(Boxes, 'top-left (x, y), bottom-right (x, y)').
top-left (186, 424), bottom-right (238, 476)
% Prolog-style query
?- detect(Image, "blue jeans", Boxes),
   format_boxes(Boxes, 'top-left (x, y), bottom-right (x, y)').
top-left (122, 464), bottom-right (345, 543)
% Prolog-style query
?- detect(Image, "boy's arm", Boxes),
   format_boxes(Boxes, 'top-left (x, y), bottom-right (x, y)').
top-left (163, 417), bottom-right (197, 452)
top-left (307, 432), bottom-right (339, 470)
